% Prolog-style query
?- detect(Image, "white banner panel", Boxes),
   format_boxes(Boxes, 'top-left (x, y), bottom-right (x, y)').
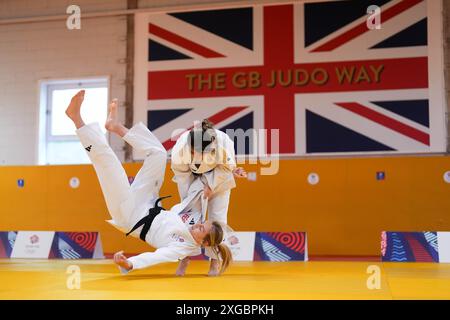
top-left (11, 231), bottom-right (55, 259)
top-left (437, 232), bottom-right (450, 263)
top-left (225, 232), bottom-right (255, 261)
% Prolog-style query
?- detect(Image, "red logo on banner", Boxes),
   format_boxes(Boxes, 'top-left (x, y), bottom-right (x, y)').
top-left (30, 235), bottom-right (39, 244)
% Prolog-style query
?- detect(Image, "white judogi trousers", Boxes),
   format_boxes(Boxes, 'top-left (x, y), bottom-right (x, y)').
top-left (75, 122), bottom-right (167, 233)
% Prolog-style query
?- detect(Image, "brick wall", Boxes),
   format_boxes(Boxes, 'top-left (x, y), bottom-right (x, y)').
top-left (0, 0), bottom-right (127, 165)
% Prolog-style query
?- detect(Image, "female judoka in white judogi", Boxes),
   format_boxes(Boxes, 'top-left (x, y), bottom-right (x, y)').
top-left (65, 90), bottom-right (232, 275)
top-left (171, 120), bottom-right (246, 275)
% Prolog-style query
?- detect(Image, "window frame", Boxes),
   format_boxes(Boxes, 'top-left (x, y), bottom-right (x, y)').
top-left (46, 79), bottom-right (109, 142)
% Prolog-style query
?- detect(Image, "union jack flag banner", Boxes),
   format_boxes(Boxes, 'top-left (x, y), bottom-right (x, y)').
top-left (133, 0), bottom-right (446, 159)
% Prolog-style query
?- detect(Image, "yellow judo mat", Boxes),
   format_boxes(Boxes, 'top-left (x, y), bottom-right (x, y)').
top-left (0, 259), bottom-right (449, 300)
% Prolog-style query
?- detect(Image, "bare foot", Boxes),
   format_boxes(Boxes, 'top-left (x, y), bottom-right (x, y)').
top-left (105, 99), bottom-right (120, 131)
top-left (65, 90), bottom-right (85, 129)
top-left (207, 259), bottom-right (221, 277)
top-left (105, 99), bottom-right (128, 137)
top-left (175, 257), bottom-right (190, 276)
top-left (113, 250), bottom-right (132, 271)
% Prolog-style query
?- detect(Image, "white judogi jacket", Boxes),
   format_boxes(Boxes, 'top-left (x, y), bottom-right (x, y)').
top-left (171, 130), bottom-right (237, 200)
top-left (116, 178), bottom-right (207, 274)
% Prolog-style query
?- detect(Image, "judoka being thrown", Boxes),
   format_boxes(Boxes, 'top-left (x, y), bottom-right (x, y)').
top-left (65, 90), bottom-right (232, 276)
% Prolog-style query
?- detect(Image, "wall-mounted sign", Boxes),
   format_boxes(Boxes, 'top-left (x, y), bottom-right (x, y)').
top-left (307, 173), bottom-right (319, 185)
top-left (443, 171), bottom-right (450, 184)
top-left (134, 1), bottom-right (445, 159)
top-left (376, 171), bottom-right (385, 181)
top-left (69, 177), bottom-right (80, 189)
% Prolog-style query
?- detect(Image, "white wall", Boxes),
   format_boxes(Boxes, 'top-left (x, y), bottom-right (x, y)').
top-left (0, 0), bottom-right (252, 165)
top-left (0, 0), bottom-right (127, 165)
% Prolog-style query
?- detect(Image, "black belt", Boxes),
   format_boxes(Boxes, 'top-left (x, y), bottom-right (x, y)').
top-left (192, 168), bottom-right (214, 177)
top-left (126, 195), bottom-right (171, 242)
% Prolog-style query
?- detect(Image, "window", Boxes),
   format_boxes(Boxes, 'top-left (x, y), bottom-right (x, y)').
top-left (38, 78), bottom-right (109, 165)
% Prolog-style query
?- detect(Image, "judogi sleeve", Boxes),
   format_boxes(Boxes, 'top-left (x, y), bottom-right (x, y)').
top-left (203, 134), bottom-right (237, 194)
top-left (171, 134), bottom-right (194, 200)
top-left (123, 245), bottom-right (195, 273)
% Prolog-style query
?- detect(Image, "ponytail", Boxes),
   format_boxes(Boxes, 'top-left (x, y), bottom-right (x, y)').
top-left (204, 221), bottom-right (233, 274)
top-left (214, 242), bottom-right (232, 274)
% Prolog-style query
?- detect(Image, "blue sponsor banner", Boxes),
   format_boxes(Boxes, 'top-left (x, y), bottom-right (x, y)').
top-left (0, 231), bottom-right (17, 258)
top-left (381, 231), bottom-right (439, 262)
top-left (254, 232), bottom-right (308, 261)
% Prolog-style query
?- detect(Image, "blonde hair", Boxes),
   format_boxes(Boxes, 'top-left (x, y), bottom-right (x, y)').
top-left (203, 221), bottom-right (233, 274)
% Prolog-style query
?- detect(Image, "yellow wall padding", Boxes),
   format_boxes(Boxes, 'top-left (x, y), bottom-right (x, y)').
top-left (1, 156), bottom-right (450, 256)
